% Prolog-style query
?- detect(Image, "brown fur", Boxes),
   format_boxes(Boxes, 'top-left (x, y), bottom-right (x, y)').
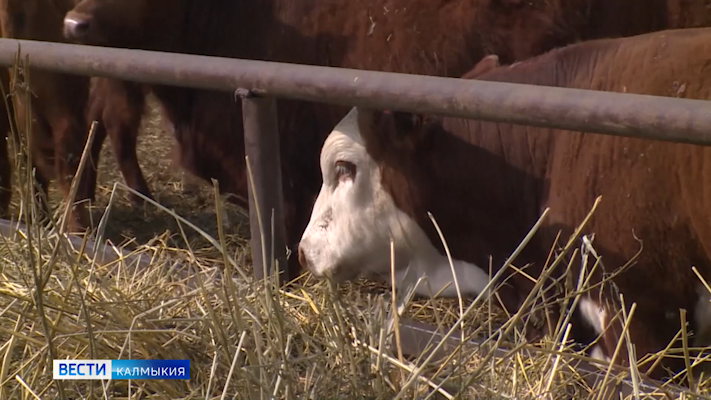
top-left (355, 27), bottom-right (711, 380)
top-left (0, 0), bottom-right (92, 229)
top-left (63, 0), bottom-right (711, 277)
top-left (0, 0), bottom-right (153, 230)
top-left (84, 78), bottom-right (153, 205)
top-left (460, 54), bottom-right (500, 79)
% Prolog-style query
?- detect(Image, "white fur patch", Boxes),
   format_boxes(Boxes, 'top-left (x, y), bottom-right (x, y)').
top-left (298, 107), bottom-right (490, 297)
top-left (590, 345), bottom-right (611, 364)
top-left (579, 297), bottom-right (606, 334)
top-left (63, 18), bottom-right (82, 29)
top-left (579, 297), bottom-right (611, 364)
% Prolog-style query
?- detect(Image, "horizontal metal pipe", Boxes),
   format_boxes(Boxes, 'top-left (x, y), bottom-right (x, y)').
top-left (0, 38), bottom-right (710, 145)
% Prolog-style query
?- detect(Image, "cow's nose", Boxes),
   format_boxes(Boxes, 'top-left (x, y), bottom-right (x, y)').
top-left (63, 13), bottom-right (92, 40)
top-left (297, 244), bottom-right (308, 269)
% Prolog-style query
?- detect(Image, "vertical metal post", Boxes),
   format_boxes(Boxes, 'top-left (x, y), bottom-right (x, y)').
top-left (239, 89), bottom-right (288, 284)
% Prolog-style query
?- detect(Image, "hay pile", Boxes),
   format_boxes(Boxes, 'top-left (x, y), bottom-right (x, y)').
top-left (0, 64), bottom-right (707, 400)
top-left (0, 198), bottom-right (594, 399)
top-left (2, 191), bottom-right (706, 400)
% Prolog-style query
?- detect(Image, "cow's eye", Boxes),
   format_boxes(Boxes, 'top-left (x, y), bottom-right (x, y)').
top-left (335, 160), bottom-right (356, 182)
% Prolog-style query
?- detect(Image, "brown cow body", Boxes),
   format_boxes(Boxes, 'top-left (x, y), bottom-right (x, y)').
top-left (0, 0), bottom-right (153, 229)
top-left (0, 0), bottom-right (91, 228)
top-left (63, 0), bottom-right (711, 278)
top-left (298, 28), bottom-right (711, 379)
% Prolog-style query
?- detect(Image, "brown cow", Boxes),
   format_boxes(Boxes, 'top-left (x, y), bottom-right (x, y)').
top-left (298, 27), bottom-right (711, 380)
top-left (0, 0), bottom-right (91, 229)
top-left (61, 0), bottom-right (711, 277)
top-left (0, 0), bottom-right (153, 230)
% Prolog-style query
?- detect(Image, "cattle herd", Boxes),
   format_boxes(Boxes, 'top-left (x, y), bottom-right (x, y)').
top-left (0, 0), bottom-right (710, 385)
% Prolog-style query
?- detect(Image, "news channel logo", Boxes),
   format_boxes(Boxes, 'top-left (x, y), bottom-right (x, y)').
top-left (53, 359), bottom-right (190, 380)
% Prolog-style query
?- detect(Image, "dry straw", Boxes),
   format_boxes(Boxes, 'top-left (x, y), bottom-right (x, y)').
top-left (0, 56), bottom-right (707, 400)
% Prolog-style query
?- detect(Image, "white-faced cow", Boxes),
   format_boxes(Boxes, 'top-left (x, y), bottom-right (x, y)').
top-left (61, 0), bottom-right (711, 279)
top-left (298, 27), bottom-right (711, 380)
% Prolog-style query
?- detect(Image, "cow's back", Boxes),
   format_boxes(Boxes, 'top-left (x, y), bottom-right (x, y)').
top-left (462, 28), bottom-right (711, 372)
top-left (468, 28), bottom-right (711, 264)
top-left (547, 28), bottom-right (711, 295)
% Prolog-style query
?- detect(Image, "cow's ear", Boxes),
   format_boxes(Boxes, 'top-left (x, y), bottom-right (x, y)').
top-left (461, 54), bottom-right (500, 79)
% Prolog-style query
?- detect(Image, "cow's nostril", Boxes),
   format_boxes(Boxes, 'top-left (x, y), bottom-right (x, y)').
top-left (75, 20), bottom-right (90, 34)
top-left (297, 245), bottom-right (308, 268)
top-left (63, 17), bottom-right (91, 39)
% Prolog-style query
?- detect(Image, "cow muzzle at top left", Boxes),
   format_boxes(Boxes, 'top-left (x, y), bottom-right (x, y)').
top-left (63, 10), bottom-right (92, 41)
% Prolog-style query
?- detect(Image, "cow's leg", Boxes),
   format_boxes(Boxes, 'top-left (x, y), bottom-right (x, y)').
top-left (108, 121), bottom-right (151, 205)
top-left (32, 168), bottom-right (52, 225)
top-left (76, 116), bottom-right (108, 207)
top-left (50, 115), bottom-right (91, 232)
top-left (28, 131), bottom-right (54, 227)
top-left (9, 95), bottom-right (53, 225)
top-left (14, 104), bottom-right (54, 226)
top-left (74, 82), bottom-right (108, 212)
top-left (102, 80), bottom-right (151, 205)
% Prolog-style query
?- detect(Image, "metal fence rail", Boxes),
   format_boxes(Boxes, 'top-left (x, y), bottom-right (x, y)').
top-left (1, 38), bottom-right (710, 145)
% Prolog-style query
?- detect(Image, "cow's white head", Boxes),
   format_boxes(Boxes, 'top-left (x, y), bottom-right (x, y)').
top-left (297, 107), bottom-right (491, 297)
top-left (297, 108), bottom-right (413, 280)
